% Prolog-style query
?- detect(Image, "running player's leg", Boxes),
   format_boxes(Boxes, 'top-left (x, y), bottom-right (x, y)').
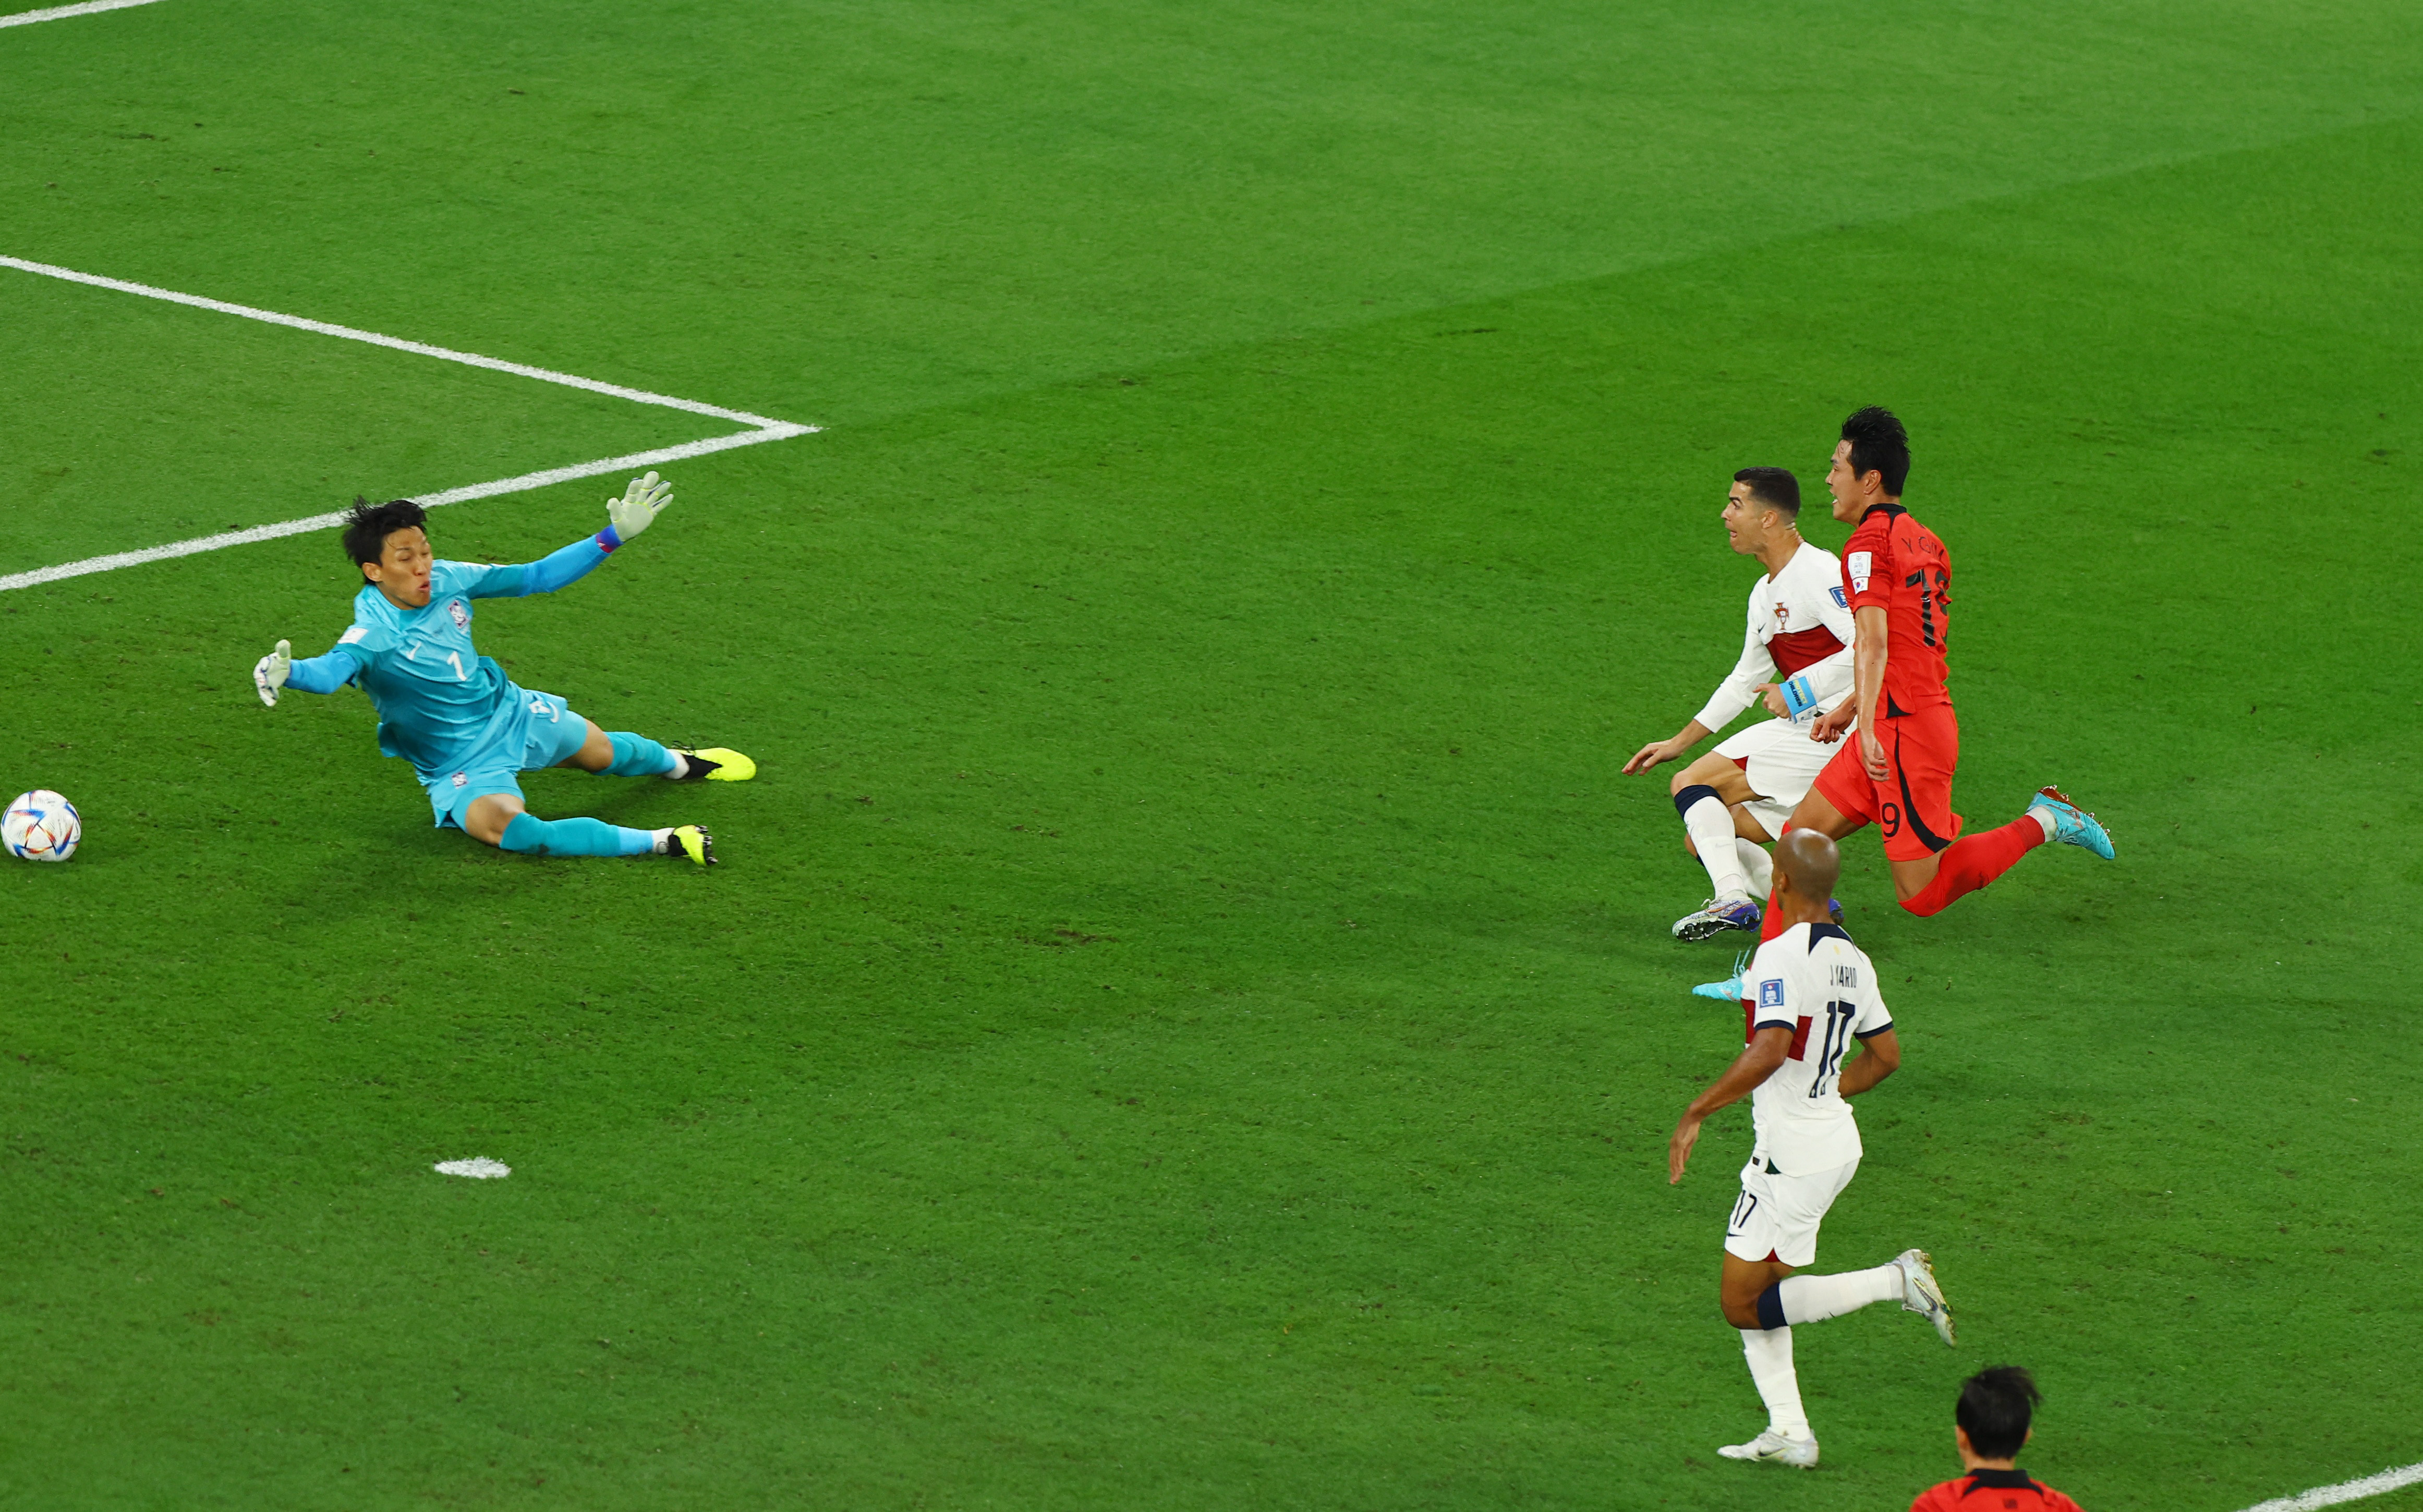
top-left (1763, 1257), bottom-right (1902, 1323)
top-left (1761, 1251), bottom-right (1955, 1345)
top-left (1668, 751), bottom-right (1762, 899)
top-left (1721, 1251), bottom-right (1795, 1327)
top-left (1733, 834), bottom-right (1774, 900)
top-left (1902, 789), bottom-right (2114, 915)
top-left (1875, 706), bottom-right (2106, 915)
top-left (1718, 1163), bottom-right (1815, 1464)
top-left (1718, 1158), bottom-right (1952, 1466)
top-left (1675, 722), bottom-right (1833, 941)
top-left (1674, 801), bottom-right (1784, 942)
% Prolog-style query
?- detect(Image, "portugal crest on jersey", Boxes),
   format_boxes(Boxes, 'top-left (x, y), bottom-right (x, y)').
top-left (448, 598), bottom-right (469, 631)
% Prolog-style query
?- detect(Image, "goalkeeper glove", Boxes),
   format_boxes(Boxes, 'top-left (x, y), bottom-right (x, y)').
top-left (253, 639), bottom-right (292, 708)
top-left (605, 470), bottom-right (673, 545)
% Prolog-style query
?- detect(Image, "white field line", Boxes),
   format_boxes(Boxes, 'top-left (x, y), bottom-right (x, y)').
top-left (2241, 1462), bottom-right (2423, 1512)
top-left (0, 0), bottom-right (157, 25)
top-left (0, 425), bottom-right (811, 593)
top-left (0, 0), bottom-right (158, 27)
top-left (1, 255), bottom-right (784, 427)
top-left (0, 255), bottom-right (819, 593)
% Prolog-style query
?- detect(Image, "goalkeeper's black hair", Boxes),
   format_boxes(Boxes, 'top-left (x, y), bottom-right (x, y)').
top-left (1955, 1365), bottom-right (2042, 1460)
top-left (1733, 466), bottom-right (1801, 516)
top-left (342, 496), bottom-right (428, 569)
top-left (1840, 406), bottom-right (1911, 496)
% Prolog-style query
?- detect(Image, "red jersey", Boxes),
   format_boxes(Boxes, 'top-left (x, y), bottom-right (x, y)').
top-left (1840, 503), bottom-right (1952, 717)
top-left (1910, 1468), bottom-right (2084, 1512)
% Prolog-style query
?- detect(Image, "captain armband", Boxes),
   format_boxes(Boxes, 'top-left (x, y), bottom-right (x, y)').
top-left (1782, 674), bottom-right (1821, 722)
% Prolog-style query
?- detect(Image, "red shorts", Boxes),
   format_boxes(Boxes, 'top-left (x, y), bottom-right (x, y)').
top-left (1811, 704), bottom-right (1964, 862)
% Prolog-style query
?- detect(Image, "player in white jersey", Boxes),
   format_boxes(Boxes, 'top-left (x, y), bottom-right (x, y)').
top-left (1624, 468), bottom-right (1858, 942)
top-left (1666, 831), bottom-right (1955, 1469)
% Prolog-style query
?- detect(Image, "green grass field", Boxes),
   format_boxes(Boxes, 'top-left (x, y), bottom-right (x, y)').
top-left (4, 1), bottom-right (2419, 1507)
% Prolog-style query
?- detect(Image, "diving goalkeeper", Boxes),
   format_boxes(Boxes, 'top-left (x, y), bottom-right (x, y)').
top-left (251, 473), bottom-right (749, 864)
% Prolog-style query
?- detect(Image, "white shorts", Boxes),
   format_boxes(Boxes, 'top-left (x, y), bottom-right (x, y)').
top-left (1713, 717), bottom-right (1836, 840)
top-left (1724, 1155), bottom-right (1859, 1267)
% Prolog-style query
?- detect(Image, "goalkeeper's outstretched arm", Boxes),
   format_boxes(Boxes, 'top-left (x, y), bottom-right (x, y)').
top-left (467, 471), bottom-right (676, 600)
top-left (256, 637), bottom-right (368, 706)
top-left (256, 473), bottom-right (675, 704)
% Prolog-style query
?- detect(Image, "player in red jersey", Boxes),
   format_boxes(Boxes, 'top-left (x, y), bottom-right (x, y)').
top-left (1910, 1366), bottom-right (2086, 1512)
top-left (1737, 408), bottom-right (2113, 952)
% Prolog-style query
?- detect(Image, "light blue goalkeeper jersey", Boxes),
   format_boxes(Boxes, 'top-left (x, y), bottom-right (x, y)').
top-left (285, 534), bottom-right (614, 776)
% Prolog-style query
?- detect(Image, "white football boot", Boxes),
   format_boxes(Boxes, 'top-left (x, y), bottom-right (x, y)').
top-left (1717, 1429), bottom-right (1820, 1468)
top-left (1894, 1248), bottom-right (1957, 1346)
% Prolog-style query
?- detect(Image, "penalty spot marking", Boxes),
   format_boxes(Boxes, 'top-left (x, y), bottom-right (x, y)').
top-left (2241, 1464), bottom-right (2423, 1512)
top-left (434, 1157), bottom-right (511, 1180)
top-left (0, 0), bottom-right (159, 26)
top-left (0, 254), bottom-right (818, 593)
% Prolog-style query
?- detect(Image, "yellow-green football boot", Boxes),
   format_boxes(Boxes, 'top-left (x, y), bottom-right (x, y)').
top-left (673, 747), bottom-right (755, 782)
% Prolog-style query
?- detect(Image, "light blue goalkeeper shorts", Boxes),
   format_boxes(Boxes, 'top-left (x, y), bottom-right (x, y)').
top-left (420, 687), bottom-right (593, 828)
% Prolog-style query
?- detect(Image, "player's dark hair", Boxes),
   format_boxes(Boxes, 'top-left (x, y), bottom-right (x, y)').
top-left (1734, 467), bottom-right (1800, 516)
top-left (1840, 406), bottom-right (1911, 496)
top-left (1956, 1365), bottom-right (2041, 1461)
top-left (342, 496), bottom-right (428, 569)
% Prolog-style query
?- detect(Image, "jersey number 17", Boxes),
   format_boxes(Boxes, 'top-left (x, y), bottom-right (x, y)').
top-left (1805, 1001), bottom-right (1857, 1098)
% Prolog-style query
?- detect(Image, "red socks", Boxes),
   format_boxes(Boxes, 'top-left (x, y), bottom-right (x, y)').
top-left (1762, 812), bottom-right (2045, 929)
top-left (1900, 815), bottom-right (2045, 917)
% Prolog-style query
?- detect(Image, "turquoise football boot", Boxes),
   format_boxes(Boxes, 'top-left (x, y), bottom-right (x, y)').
top-left (1690, 949), bottom-right (1751, 1003)
top-left (2027, 785), bottom-right (2115, 860)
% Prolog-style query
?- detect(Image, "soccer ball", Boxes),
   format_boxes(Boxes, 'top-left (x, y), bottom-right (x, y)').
top-left (3, 790), bottom-right (80, 862)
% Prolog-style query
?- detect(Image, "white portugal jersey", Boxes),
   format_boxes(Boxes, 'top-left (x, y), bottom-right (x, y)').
top-left (1744, 922), bottom-right (1894, 1175)
top-left (1691, 539), bottom-right (1858, 735)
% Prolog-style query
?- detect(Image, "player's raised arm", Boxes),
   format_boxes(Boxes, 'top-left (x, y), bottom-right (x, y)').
top-left (256, 630), bottom-right (379, 706)
top-left (464, 471), bottom-right (678, 600)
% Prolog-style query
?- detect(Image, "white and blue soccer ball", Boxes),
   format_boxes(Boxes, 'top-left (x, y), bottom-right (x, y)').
top-left (3, 790), bottom-right (80, 862)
